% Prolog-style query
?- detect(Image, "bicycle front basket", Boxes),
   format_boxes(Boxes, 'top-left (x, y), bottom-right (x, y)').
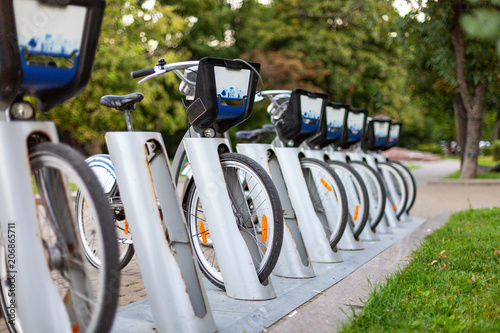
top-left (309, 101), bottom-right (350, 148)
top-left (339, 108), bottom-right (368, 149)
top-left (275, 89), bottom-right (328, 146)
top-left (362, 118), bottom-right (392, 151)
top-left (13, 0), bottom-right (105, 112)
top-left (0, 0), bottom-right (23, 111)
top-left (186, 57), bottom-right (261, 134)
top-left (384, 122), bottom-right (402, 150)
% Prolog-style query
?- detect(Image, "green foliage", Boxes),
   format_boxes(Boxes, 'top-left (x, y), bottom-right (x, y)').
top-left (340, 208), bottom-right (500, 332)
top-left (482, 144), bottom-right (492, 156)
top-left (39, 0), bottom-right (191, 155)
top-left (491, 140), bottom-right (500, 160)
top-left (398, 0), bottom-right (499, 153)
top-left (415, 143), bottom-right (444, 155)
top-left (462, 0), bottom-right (500, 57)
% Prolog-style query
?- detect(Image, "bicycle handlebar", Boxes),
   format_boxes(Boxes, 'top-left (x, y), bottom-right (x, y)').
top-left (131, 67), bottom-right (156, 79)
top-left (131, 60), bottom-right (200, 86)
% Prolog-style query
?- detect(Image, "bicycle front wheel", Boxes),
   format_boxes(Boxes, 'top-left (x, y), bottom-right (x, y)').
top-left (300, 158), bottom-right (348, 248)
top-left (0, 143), bottom-right (119, 333)
top-left (390, 161), bottom-right (417, 213)
top-left (326, 160), bottom-right (369, 240)
top-left (349, 161), bottom-right (386, 231)
top-left (378, 162), bottom-right (408, 219)
top-left (76, 154), bottom-right (134, 270)
top-left (183, 153), bottom-right (283, 290)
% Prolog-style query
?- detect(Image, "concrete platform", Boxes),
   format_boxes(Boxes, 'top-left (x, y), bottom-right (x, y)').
top-left (111, 217), bottom-right (426, 333)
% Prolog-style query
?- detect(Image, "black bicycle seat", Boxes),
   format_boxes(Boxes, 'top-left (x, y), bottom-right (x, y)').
top-left (261, 124), bottom-right (275, 133)
top-left (100, 93), bottom-right (144, 111)
top-left (235, 129), bottom-right (261, 142)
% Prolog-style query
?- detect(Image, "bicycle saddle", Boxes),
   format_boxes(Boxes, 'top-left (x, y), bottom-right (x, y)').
top-left (235, 129), bottom-right (261, 142)
top-left (100, 93), bottom-right (144, 112)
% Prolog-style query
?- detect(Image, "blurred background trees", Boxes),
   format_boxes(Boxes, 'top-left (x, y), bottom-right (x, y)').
top-left (39, 0), bottom-right (499, 178)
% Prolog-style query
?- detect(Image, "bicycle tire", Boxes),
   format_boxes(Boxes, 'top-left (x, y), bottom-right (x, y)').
top-left (0, 142), bottom-right (119, 333)
top-left (378, 162), bottom-right (408, 219)
top-left (390, 161), bottom-right (417, 213)
top-left (299, 158), bottom-right (348, 248)
top-left (76, 154), bottom-right (134, 270)
top-left (348, 160), bottom-right (387, 231)
top-left (326, 160), bottom-right (369, 240)
top-left (183, 153), bottom-right (283, 290)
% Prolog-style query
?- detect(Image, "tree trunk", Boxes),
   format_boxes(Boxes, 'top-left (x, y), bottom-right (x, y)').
top-left (453, 93), bottom-right (467, 165)
top-left (89, 138), bottom-right (102, 155)
top-left (449, 7), bottom-right (488, 179)
top-left (459, 83), bottom-right (487, 179)
top-left (460, 116), bottom-right (482, 178)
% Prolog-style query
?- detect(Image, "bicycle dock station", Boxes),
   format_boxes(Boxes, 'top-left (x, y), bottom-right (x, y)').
top-left (0, 122), bottom-right (74, 332)
top-left (302, 149), bottom-right (364, 251)
top-left (183, 137), bottom-right (276, 300)
top-left (105, 131), bottom-right (216, 333)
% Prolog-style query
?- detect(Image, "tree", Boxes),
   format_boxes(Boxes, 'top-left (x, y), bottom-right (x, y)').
top-left (401, 0), bottom-right (499, 178)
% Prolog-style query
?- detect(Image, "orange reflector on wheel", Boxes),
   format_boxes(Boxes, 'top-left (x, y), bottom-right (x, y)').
top-left (72, 324), bottom-right (80, 333)
top-left (320, 178), bottom-right (332, 192)
top-left (124, 218), bottom-right (129, 235)
top-left (393, 205), bottom-right (397, 211)
top-left (262, 215), bottom-right (268, 242)
top-left (85, 201), bottom-right (89, 209)
top-left (199, 221), bottom-right (208, 244)
top-left (354, 205), bottom-right (359, 221)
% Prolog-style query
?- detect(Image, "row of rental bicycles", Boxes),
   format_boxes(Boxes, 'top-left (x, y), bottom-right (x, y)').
top-left (0, 1), bottom-right (416, 332)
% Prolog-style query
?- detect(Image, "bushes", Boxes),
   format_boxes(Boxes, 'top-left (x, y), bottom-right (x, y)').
top-left (415, 143), bottom-right (444, 155)
top-left (491, 140), bottom-right (500, 160)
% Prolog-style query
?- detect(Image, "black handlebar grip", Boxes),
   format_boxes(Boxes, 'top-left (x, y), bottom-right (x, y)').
top-left (131, 67), bottom-right (155, 79)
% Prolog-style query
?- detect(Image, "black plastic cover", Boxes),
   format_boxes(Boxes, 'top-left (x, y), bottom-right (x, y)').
top-left (338, 108), bottom-right (368, 149)
top-left (308, 101), bottom-right (350, 148)
top-left (384, 122), bottom-right (402, 150)
top-left (275, 89), bottom-right (329, 146)
top-left (186, 57), bottom-right (261, 134)
top-left (362, 118), bottom-right (392, 151)
top-left (0, 0), bottom-right (22, 111)
top-left (10, 0), bottom-right (106, 112)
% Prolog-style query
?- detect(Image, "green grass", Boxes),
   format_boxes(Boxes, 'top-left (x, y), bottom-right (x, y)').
top-left (445, 170), bottom-right (500, 179)
top-left (405, 165), bottom-right (420, 170)
top-left (340, 208), bottom-right (500, 332)
top-left (444, 156), bottom-right (500, 179)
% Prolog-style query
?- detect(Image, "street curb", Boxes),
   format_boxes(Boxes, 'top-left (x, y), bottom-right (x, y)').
top-left (427, 179), bottom-right (500, 186)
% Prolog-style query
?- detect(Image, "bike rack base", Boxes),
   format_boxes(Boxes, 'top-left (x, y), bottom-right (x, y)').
top-left (106, 132), bottom-right (216, 333)
top-left (237, 143), bottom-right (315, 279)
top-left (273, 147), bottom-right (343, 263)
top-left (303, 149), bottom-right (363, 251)
top-left (111, 215), bottom-right (427, 333)
top-left (183, 138), bottom-right (276, 300)
top-left (0, 121), bottom-right (72, 332)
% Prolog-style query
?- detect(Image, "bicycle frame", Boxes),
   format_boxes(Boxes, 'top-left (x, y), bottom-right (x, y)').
top-left (0, 119), bottom-right (74, 332)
